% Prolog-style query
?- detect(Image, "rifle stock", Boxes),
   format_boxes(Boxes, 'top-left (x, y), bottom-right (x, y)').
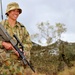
top-left (0, 24), bottom-right (35, 73)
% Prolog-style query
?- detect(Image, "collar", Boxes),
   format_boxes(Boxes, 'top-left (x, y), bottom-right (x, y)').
top-left (5, 19), bottom-right (19, 28)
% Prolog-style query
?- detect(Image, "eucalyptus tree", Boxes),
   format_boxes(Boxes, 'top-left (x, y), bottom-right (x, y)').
top-left (31, 21), bottom-right (66, 46)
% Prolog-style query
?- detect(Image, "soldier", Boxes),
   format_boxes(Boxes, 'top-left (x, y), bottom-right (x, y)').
top-left (0, 2), bottom-right (32, 75)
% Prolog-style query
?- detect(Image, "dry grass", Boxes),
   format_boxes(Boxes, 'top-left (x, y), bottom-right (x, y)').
top-left (24, 70), bottom-right (46, 75)
top-left (23, 66), bottom-right (75, 75)
top-left (58, 66), bottom-right (75, 75)
top-left (24, 68), bottom-right (57, 75)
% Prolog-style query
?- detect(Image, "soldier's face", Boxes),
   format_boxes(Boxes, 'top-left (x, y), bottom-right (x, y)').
top-left (8, 9), bottom-right (20, 21)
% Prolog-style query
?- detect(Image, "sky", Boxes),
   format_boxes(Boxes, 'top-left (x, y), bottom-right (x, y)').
top-left (0, 0), bottom-right (75, 45)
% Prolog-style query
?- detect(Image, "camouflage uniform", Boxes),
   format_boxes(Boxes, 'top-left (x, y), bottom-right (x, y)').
top-left (0, 20), bottom-right (32, 75)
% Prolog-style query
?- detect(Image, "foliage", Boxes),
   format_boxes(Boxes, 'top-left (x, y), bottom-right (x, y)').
top-left (55, 23), bottom-right (66, 39)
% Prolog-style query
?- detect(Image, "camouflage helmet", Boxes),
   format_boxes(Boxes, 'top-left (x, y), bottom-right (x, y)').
top-left (5, 2), bottom-right (22, 15)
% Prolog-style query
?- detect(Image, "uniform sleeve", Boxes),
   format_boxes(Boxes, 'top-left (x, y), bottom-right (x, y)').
top-left (22, 27), bottom-right (32, 51)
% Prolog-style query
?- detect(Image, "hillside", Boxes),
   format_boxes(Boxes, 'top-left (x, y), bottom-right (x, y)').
top-left (30, 40), bottom-right (75, 75)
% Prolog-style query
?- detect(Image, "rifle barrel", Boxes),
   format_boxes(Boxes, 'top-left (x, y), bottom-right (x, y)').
top-left (0, 0), bottom-right (3, 20)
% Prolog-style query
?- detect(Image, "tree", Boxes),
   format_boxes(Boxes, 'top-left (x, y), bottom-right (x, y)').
top-left (31, 21), bottom-right (67, 46)
top-left (55, 23), bottom-right (66, 40)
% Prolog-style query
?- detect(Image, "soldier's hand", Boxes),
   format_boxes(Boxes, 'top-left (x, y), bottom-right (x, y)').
top-left (2, 42), bottom-right (13, 50)
top-left (13, 48), bottom-right (25, 57)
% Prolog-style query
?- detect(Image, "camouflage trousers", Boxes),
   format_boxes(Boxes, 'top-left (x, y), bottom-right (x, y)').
top-left (0, 49), bottom-right (30, 75)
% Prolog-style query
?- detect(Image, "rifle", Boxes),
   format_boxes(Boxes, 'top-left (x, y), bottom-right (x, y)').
top-left (0, 24), bottom-right (35, 73)
top-left (0, 0), bottom-right (3, 20)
